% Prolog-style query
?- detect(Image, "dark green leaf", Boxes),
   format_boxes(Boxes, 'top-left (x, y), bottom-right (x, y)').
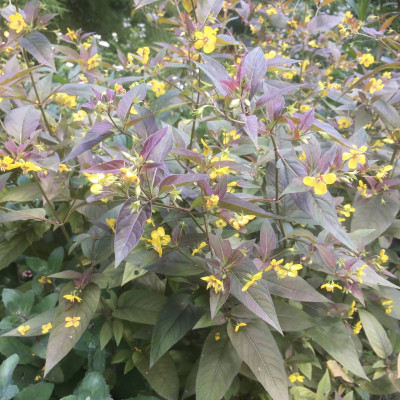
top-left (196, 327), bottom-right (241, 400)
top-left (15, 383), bottom-right (54, 400)
top-left (150, 293), bottom-right (202, 366)
top-left (0, 354), bottom-right (19, 400)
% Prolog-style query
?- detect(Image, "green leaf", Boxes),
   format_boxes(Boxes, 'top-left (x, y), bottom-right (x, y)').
top-left (275, 302), bottom-right (315, 332)
top-left (359, 310), bottom-right (392, 359)
top-left (74, 371), bottom-right (112, 399)
top-left (44, 283), bottom-right (101, 376)
top-left (227, 320), bottom-right (289, 400)
top-left (316, 369), bottom-right (331, 400)
top-left (134, 352), bottom-right (179, 400)
top-left (351, 194), bottom-right (400, 245)
top-left (14, 383), bottom-right (54, 400)
top-left (150, 293), bottom-right (202, 367)
top-left (0, 234), bottom-right (31, 271)
top-left (122, 261), bottom-right (148, 286)
top-left (358, 375), bottom-right (398, 394)
top-left (113, 290), bottom-right (167, 325)
top-left (290, 387), bottom-right (316, 400)
top-left (0, 183), bottom-right (42, 203)
top-left (0, 354), bottom-right (19, 400)
top-left (2, 309), bottom-right (56, 337)
top-left (113, 319), bottom-right (124, 346)
top-left (0, 208), bottom-right (46, 223)
top-left (99, 321), bottom-right (112, 350)
top-left (196, 327), bottom-right (241, 400)
top-left (307, 320), bottom-right (368, 379)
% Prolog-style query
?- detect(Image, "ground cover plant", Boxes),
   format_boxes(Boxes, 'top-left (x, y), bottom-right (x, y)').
top-left (0, 0), bottom-right (400, 399)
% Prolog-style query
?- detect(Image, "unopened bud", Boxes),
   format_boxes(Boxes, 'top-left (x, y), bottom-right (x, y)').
top-left (229, 99), bottom-right (240, 109)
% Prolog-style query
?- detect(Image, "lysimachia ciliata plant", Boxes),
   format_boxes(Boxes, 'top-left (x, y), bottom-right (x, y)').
top-left (0, 0), bottom-right (400, 399)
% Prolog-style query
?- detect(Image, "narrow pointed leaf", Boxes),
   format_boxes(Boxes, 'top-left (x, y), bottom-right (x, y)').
top-left (19, 32), bottom-right (55, 69)
top-left (44, 283), bottom-right (100, 376)
top-left (227, 320), bottom-right (289, 400)
top-left (114, 201), bottom-right (152, 267)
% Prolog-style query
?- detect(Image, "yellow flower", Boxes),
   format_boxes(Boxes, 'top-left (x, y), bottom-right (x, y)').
top-left (359, 53), bottom-right (375, 68)
top-left (274, 262), bottom-right (303, 279)
top-left (376, 165), bottom-right (392, 182)
top-left (41, 322), bottom-right (52, 334)
top-left (147, 218), bottom-right (155, 227)
top-left (58, 163), bottom-right (70, 173)
top-left (379, 249), bottom-right (389, 264)
top-left (265, 258), bottom-right (284, 272)
top-left (0, 156), bottom-right (19, 171)
top-left (201, 275), bottom-right (224, 293)
top-left (216, 219), bottom-right (227, 229)
top-left (222, 130), bottom-right (241, 145)
top-left (38, 276), bottom-right (51, 284)
top-left (308, 40), bottom-right (319, 48)
top-left (381, 299), bottom-right (393, 314)
top-left (287, 19), bottom-right (298, 30)
top-left (83, 42), bottom-right (91, 50)
top-left (87, 54), bottom-right (100, 70)
top-left (382, 71), bottom-right (392, 80)
top-left (209, 166), bottom-right (231, 180)
top-left (9, 13), bottom-right (27, 33)
top-left (342, 146), bottom-right (367, 169)
top-left (206, 195), bottom-right (219, 210)
top-left (265, 50), bottom-right (277, 60)
top-left (72, 110), bottom-right (87, 122)
top-left (192, 241), bottom-right (207, 256)
top-left (18, 161), bottom-right (42, 174)
top-left (266, 7), bottom-right (277, 15)
top-left (201, 138), bottom-right (211, 156)
top-left (90, 183), bottom-right (103, 195)
top-left (17, 325), bottom-right (30, 336)
top-left (227, 181), bottom-right (238, 193)
top-left (289, 373), bottom-right (305, 383)
top-left (194, 26), bottom-right (218, 54)
top-left (214, 332), bottom-right (221, 341)
top-left (120, 168), bottom-right (140, 185)
top-left (66, 28), bottom-right (77, 41)
top-left (34, 375), bottom-right (41, 381)
top-left (348, 300), bottom-right (357, 316)
top-left (151, 227), bottom-right (171, 257)
top-left (137, 47), bottom-right (150, 64)
top-left (242, 272), bottom-right (263, 292)
top-left (321, 281), bottom-right (343, 292)
top-left (300, 105), bottom-right (312, 113)
top-left (357, 264), bottom-right (367, 284)
top-left (63, 294), bottom-right (82, 303)
top-left (357, 180), bottom-right (368, 197)
top-left (353, 320), bottom-right (362, 334)
top-left (338, 117), bottom-right (351, 129)
top-left (65, 316), bottom-right (81, 328)
top-left (106, 218), bottom-right (116, 233)
top-left (303, 173), bottom-right (337, 195)
top-left (234, 322), bottom-right (247, 332)
top-left (150, 80), bottom-right (166, 97)
top-left (55, 93), bottom-right (77, 108)
top-left (367, 78), bottom-right (384, 94)
top-left (338, 204), bottom-right (355, 218)
top-left (229, 214), bottom-right (256, 230)
top-left (298, 151), bottom-right (306, 161)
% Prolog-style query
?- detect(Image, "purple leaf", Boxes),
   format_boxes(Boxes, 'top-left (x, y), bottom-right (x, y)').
top-left (242, 114), bottom-right (259, 147)
top-left (213, 175), bottom-right (228, 200)
top-left (140, 127), bottom-right (173, 163)
top-left (194, 55), bottom-right (231, 97)
top-left (4, 105), bottom-right (40, 143)
top-left (298, 108), bottom-right (315, 133)
top-left (83, 160), bottom-right (127, 174)
top-left (219, 193), bottom-right (282, 219)
top-left (171, 148), bottom-right (205, 166)
top-left (197, 0), bottom-right (224, 24)
top-left (24, 0), bottom-right (40, 23)
top-left (117, 83), bottom-right (147, 121)
top-left (18, 32), bottom-right (55, 70)
top-left (243, 47), bottom-right (267, 98)
top-left (230, 264), bottom-right (282, 333)
top-left (159, 173), bottom-right (208, 194)
top-left (131, 106), bottom-right (158, 139)
top-left (260, 220), bottom-right (277, 260)
top-left (307, 14), bottom-right (343, 34)
top-left (291, 191), bottom-right (356, 251)
top-left (210, 233), bottom-right (232, 262)
top-left (256, 83), bottom-right (305, 107)
top-left (114, 200), bottom-right (152, 267)
top-left (65, 121), bottom-right (114, 160)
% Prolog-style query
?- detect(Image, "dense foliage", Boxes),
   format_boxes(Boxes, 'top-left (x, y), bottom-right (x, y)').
top-left (0, 0), bottom-right (400, 399)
